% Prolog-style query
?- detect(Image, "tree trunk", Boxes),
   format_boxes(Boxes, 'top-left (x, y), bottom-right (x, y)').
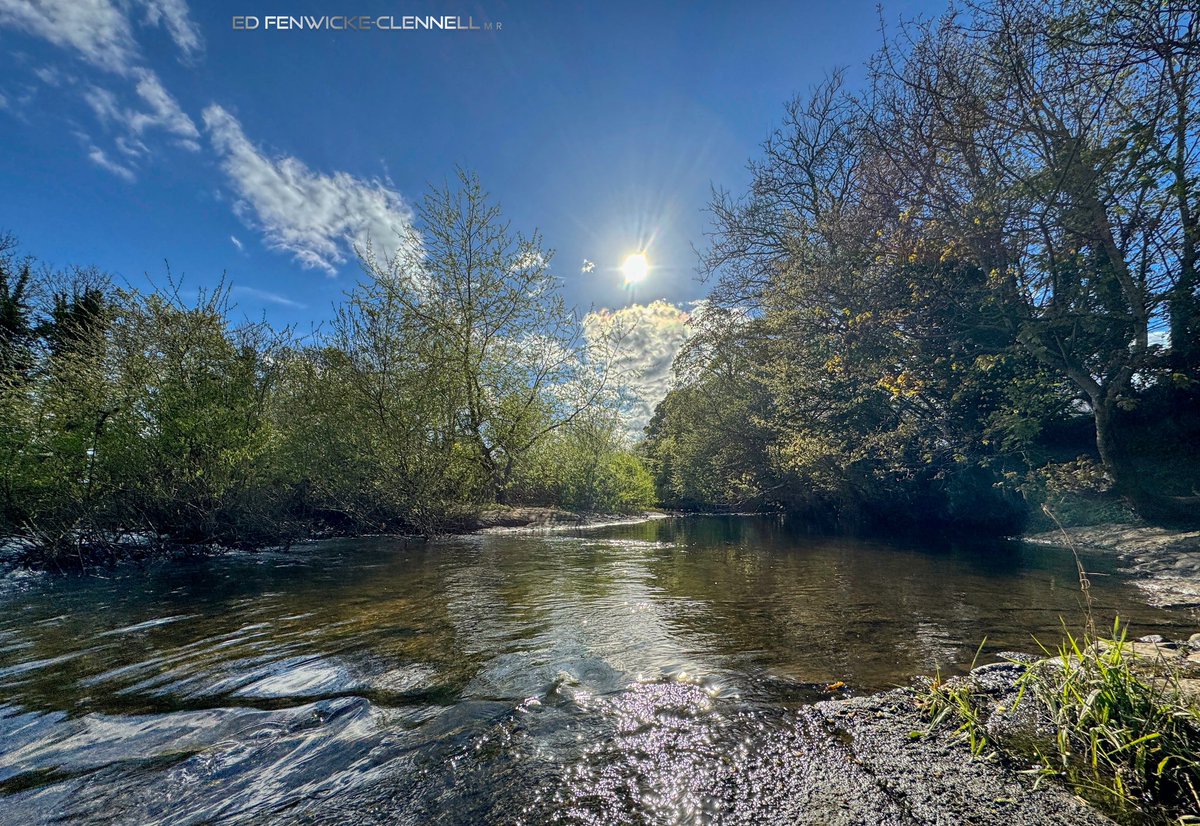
top-left (1094, 392), bottom-right (1200, 526)
top-left (1091, 394), bottom-right (1127, 494)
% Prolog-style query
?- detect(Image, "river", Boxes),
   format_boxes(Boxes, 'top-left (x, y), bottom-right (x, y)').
top-left (0, 516), bottom-right (1191, 824)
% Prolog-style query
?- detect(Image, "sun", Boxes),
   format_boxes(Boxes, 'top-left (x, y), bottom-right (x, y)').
top-left (621, 252), bottom-right (650, 285)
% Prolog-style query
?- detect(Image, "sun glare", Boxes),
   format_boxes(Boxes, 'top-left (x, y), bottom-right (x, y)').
top-left (622, 253), bottom-right (650, 285)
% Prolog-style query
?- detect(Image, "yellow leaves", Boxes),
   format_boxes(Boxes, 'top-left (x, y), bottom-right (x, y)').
top-left (877, 370), bottom-right (924, 399)
top-left (823, 353), bottom-right (845, 373)
top-left (938, 239), bottom-right (962, 264)
top-left (974, 354), bottom-right (999, 371)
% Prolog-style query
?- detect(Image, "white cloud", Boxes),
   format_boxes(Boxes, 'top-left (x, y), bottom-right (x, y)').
top-left (230, 235), bottom-right (244, 251)
top-left (85, 69), bottom-right (199, 147)
top-left (131, 69), bottom-right (198, 144)
top-left (0, 0), bottom-right (201, 73)
top-left (585, 300), bottom-right (693, 434)
top-left (581, 259), bottom-right (595, 273)
top-left (87, 144), bottom-right (135, 181)
top-left (33, 65), bottom-right (67, 85)
top-left (511, 249), bottom-right (547, 272)
top-left (114, 134), bottom-right (149, 157)
top-left (203, 104), bottom-right (416, 275)
top-left (140, 0), bottom-right (201, 60)
top-left (0, 92), bottom-right (7, 109)
top-left (232, 285), bottom-right (305, 309)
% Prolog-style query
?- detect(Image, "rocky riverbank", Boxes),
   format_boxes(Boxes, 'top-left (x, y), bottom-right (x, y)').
top-left (747, 685), bottom-right (1115, 825)
top-left (1026, 523), bottom-right (1200, 611)
top-left (879, 631), bottom-right (1200, 825)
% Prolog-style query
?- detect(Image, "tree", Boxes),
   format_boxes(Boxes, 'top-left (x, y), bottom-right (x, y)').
top-left (863, 0), bottom-right (1198, 514)
top-left (690, 1), bottom-right (1199, 525)
top-left (359, 170), bottom-right (612, 502)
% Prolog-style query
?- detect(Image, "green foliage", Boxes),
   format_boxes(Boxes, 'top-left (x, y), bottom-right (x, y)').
top-left (917, 640), bottom-right (992, 757)
top-left (509, 412), bottom-right (656, 514)
top-left (0, 176), bottom-right (648, 565)
top-left (1021, 623), bottom-right (1200, 822)
top-left (919, 620), bottom-right (1200, 824)
top-left (646, 0), bottom-right (1200, 528)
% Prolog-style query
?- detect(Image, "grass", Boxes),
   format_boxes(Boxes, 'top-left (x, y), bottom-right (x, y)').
top-left (1021, 621), bottom-right (1200, 823)
top-left (918, 508), bottom-right (1200, 823)
top-left (918, 620), bottom-right (1200, 824)
top-left (917, 639), bottom-right (991, 757)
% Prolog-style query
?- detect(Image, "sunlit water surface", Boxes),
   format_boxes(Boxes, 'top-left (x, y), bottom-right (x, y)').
top-left (0, 516), bottom-right (1192, 824)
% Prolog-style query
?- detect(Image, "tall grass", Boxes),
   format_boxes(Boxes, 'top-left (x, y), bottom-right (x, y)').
top-left (1022, 620), bottom-right (1200, 823)
top-left (918, 511), bottom-right (1200, 823)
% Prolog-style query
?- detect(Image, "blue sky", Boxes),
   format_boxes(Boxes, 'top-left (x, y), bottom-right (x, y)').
top-left (1, 0), bottom-right (948, 428)
top-left (0, 0), bottom-right (948, 328)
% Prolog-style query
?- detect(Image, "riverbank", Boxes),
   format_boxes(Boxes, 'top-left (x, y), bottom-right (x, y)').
top-left (1026, 523), bottom-right (1200, 611)
top-left (767, 686), bottom-right (1115, 825)
top-left (467, 507), bottom-right (669, 534)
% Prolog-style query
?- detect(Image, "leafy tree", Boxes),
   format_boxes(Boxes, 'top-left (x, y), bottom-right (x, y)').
top-left (359, 170), bottom-right (613, 503)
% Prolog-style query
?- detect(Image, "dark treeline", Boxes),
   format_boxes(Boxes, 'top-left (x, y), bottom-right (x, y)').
top-left (0, 172), bottom-right (654, 566)
top-left (644, 0), bottom-right (1200, 533)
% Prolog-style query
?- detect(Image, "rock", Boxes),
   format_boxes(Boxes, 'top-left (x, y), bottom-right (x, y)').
top-left (969, 661), bottom-right (1027, 694)
top-left (1188, 632), bottom-right (1200, 651)
top-left (996, 650), bottom-right (1040, 665)
top-left (1097, 639), bottom-right (1180, 660)
top-left (985, 691), bottom-right (1059, 761)
top-left (1177, 679), bottom-right (1200, 702)
top-left (1137, 634), bottom-right (1165, 643)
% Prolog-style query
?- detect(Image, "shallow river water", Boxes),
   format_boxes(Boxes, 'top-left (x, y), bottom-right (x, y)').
top-left (0, 516), bottom-right (1192, 824)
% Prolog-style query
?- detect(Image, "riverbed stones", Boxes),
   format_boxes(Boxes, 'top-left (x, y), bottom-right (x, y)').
top-left (968, 661), bottom-right (1027, 694)
top-left (794, 691), bottom-right (1115, 825)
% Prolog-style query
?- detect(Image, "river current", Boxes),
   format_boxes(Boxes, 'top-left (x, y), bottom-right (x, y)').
top-left (0, 516), bottom-right (1190, 824)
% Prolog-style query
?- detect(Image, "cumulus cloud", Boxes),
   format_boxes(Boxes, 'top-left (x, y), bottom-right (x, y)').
top-left (511, 249), bottom-right (547, 272)
top-left (0, 0), bottom-right (202, 74)
top-left (87, 144), bottom-right (135, 181)
top-left (203, 104), bottom-right (416, 275)
top-left (584, 300), bottom-right (693, 434)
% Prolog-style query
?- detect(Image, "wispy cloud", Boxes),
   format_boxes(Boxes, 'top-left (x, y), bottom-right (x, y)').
top-left (230, 235), bottom-right (244, 251)
top-left (87, 144), bottom-right (135, 181)
top-left (203, 104), bottom-right (416, 275)
top-left (232, 285), bottom-right (306, 309)
top-left (581, 259), bottom-right (595, 274)
top-left (1, 1), bottom-right (203, 175)
top-left (585, 300), bottom-right (692, 434)
top-left (33, 65), bottom-right (67, 86)
top-left (0, 0), bottom-right (201, 74)
top-left (141, 0), bottom-right (202, 61)
top-left (85, 69), bottom-right (199, 148)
